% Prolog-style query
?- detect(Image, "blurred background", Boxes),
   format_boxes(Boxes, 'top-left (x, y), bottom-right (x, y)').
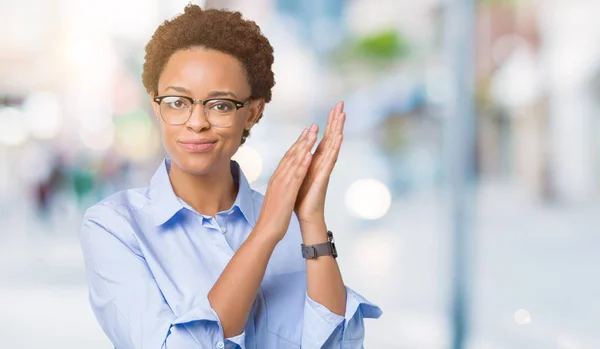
top-left (1, 0), bottom-right (599, 348)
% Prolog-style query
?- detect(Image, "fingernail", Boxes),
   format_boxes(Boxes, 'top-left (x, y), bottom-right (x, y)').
top-left (310, 123), bottom-right (317, 132)
top-left (301, 128), bottom-right (308, 137)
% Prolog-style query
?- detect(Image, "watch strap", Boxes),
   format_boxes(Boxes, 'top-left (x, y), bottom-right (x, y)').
top-left (301, 230), bottom-right (338, 259)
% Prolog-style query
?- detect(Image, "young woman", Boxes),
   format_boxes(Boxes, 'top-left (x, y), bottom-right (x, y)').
top-left (80, 5), bottom-right (381, 349)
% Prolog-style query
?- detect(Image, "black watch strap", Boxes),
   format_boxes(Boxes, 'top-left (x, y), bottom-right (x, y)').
top-left (301, 230), bottom-right (338, 259)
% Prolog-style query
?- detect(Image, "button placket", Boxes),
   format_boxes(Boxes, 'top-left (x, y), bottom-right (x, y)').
top-left (208, 214), bottom-right (235, 271)
top-left (215, 213), bottom-right (227, 234)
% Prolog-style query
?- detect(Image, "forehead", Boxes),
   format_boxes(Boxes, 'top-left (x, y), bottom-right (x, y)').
top-left (157, 48), bottom-right (249, 96)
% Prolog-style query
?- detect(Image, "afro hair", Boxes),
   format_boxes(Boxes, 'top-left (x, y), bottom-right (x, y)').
top-left (142, 4), bottom-right (275, 144)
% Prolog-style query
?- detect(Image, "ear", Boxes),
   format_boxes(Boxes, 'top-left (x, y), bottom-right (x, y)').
top-left (244, 99), bottom-right (265, 131)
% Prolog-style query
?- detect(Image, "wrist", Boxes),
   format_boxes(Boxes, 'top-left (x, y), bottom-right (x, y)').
top-left (299, 221), bottom-right (328, 245)
top-left (297, 213), bottom-right (325, 229)
top-left (250, 222), bottom-right (284, 246)
top-left (247, 231), bottom-right (280, 254)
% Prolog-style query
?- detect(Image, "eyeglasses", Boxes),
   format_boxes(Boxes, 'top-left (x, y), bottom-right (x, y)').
top-left (153, 95), bottom-right (251, 128)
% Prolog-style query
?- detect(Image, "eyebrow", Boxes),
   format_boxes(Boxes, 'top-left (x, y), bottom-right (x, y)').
top-left (206, 90), bottom-right (238, 99)
top-left (163, 86), bottom-right (238, 99)
top-left (164, 86), bottom-right (192, 95)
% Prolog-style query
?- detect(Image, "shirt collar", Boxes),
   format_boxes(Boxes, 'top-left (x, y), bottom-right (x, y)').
top-left (149, 158), bottom-right (256, 227)
top-left (230, 160), bottom-right (257, 227)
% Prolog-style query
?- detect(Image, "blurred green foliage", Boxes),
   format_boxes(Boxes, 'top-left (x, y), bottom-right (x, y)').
top-left (355, 29), bottom-right (409, 60)
top-left (331, 28), bottom-right (410, 67)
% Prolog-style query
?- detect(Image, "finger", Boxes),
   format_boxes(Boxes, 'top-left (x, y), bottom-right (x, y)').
top-left (324, 108), bottom-right (336, 138)
top-left (336, 112), bottom-right (346, 135)
top-left (306, 122), bottom-right (322, 154)
top-left (327, 103), bottom-right (342, 136)
top-left (283, 127), bottom-right (310, 160)
top-left (316, 102), bottom-right (343, 152)
top-left (296, 128), bottom-right (317, 166)
top-left (320, 109), bottom-right (341, 158)
top-left (281, 126), bottom-right (316, 174)
top-left (329, 101), bottom-right (343, 137)
top-left (273, 128), bottom-right (309, 179)
top-left (269, 128), bottom-right (315, 198)
top-left (328, 134), bottom-right (343, 171)
top-left (278, 124), bottom-right (316, 176)
top-left (307, 123), bottom-right (319, 138)
top-left (321, 103), bottom-right (341, 139)
top-left (314, 108), bottom-right (336, 156)
top-left (285, 131), bottom-right (316, 187)
top-left (332, 101), bottom-right (343, 127)
top-left (314, 133), bottom-right (343, 184)
top-left (315, 111), bottom-right (344, 178)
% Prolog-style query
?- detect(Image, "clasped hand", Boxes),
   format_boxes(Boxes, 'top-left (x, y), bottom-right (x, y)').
top-left (255, 102), bottom-right (346, 241)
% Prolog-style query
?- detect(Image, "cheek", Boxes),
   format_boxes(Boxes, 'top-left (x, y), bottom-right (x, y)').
top-left (157, 124), bottom-right (179, 155)
top-left (220, 126), bottom-right (244, 155)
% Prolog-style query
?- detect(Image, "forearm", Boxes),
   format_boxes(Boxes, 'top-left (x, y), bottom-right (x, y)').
top-left (208, 226), bottom-right (278, 338)
top-left (302, 220), bottom-right (346, 316)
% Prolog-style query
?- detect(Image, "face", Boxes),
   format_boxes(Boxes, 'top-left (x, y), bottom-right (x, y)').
top-left (152, 48), bottom-right (263, 176)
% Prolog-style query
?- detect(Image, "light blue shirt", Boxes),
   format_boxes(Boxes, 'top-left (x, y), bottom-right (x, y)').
top-left (80, 158), bottom-right (382, 349)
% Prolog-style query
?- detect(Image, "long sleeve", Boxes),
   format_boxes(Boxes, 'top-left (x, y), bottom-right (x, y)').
top-left (80, 205), bottom-right (245, 349)
top-left (301, 287), bottom-right (382, 349)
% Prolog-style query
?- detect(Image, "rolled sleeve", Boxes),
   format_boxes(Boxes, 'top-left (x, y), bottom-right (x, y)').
top-left (301, 287), bottom-right (382, 349)
top-left (80, 204), bottom-right (246, 349)
top-left (173, 303), bottom-right (246, 349)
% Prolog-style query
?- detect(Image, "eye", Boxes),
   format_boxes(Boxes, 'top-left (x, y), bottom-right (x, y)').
top-left (207, 100), bottom-right (235, 113)
top-left (162, 96), bottom-right (190, 109)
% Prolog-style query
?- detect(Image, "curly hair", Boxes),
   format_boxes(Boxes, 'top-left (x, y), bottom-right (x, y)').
top-left (142, 4), bottom-right (275, 144)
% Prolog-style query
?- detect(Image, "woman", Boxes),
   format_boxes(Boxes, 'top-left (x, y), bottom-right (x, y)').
top-left (80, 5), bottom-right (381, 349)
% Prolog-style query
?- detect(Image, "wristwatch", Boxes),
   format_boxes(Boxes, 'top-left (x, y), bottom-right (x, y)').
top-left (301, 230), bottom-right (338, 259)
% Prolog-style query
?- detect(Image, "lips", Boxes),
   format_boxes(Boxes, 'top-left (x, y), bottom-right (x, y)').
top-left (178, 139), bottom-right (217, 152)
top-left (179, 139), bottom-right (216, 145)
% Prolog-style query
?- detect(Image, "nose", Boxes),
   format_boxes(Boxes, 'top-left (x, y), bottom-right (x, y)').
top-left (185, 103), bottom-right (210, 132)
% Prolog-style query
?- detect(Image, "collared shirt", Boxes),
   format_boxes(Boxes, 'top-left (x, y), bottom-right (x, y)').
top-left (80, 158), bottom-right (382, 349)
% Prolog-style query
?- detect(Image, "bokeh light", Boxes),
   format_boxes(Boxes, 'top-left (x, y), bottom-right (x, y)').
top-left (23, 92), bottom-right (63, 139)
top-left (345, 178), bottom-right (392, 219)
top-left (0, 107), bottom-right (29, 146)
top-left (79, 121), bottom-right (116, 152)
top-left (353, 229), bottom-right (396, 277)
top-left (233, 145), bottom-right (263, 183)
top-left (514, 309), bottom-right (532, 325)
top-left (114, 110), bottom-right (157, 161)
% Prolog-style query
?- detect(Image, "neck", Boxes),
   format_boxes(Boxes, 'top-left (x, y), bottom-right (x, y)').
top-left (168, 160), bottom-right (238, 218)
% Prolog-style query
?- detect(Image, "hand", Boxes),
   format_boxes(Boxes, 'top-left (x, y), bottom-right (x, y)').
top-left (294, 101), bottom-right (346, 227)
top-left (254, 126), bottom-right (318, 242)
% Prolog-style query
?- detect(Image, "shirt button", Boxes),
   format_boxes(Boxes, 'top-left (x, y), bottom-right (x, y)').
top-left (216, 341), bottom-right (224, 349)
top-left (220, 226), bottom-right (227, 233)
